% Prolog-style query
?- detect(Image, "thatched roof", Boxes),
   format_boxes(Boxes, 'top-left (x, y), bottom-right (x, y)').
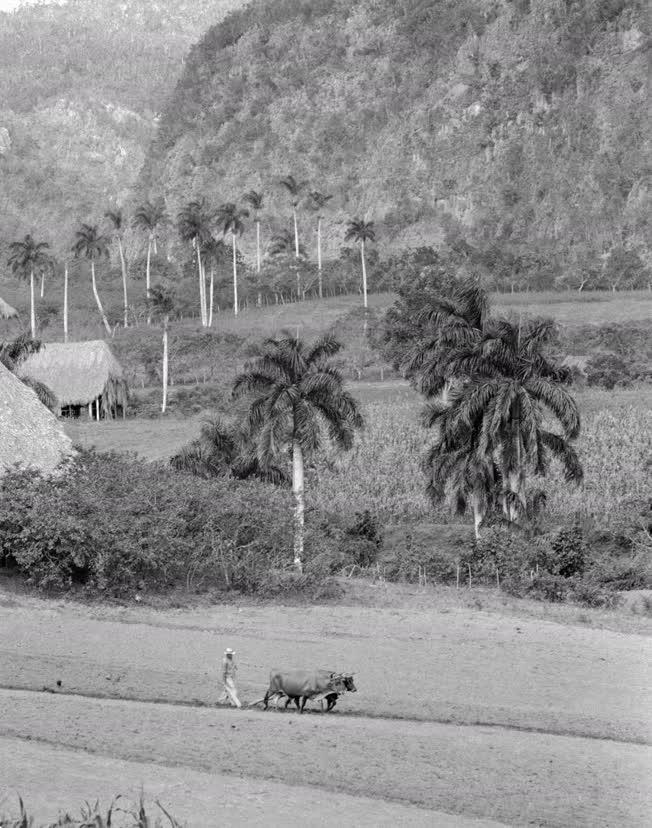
top-left (0, 360), bottom-right (73, 475)
top-left (0, 297), bottom-right (18, 319)
top-left (20, 340), bottom-right (128, 408)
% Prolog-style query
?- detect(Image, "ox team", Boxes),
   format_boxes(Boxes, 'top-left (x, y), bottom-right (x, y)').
top-left (219, 648), bottom-right (356, 712)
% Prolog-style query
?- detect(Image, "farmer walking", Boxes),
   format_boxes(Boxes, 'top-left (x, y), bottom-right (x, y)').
top-left (218, 647), bottom-right (242, 708)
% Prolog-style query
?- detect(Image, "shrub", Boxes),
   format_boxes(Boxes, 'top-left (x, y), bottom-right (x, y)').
top-left (469, 526), bottom-right (535, 581)
top-left (538, 525), bottom-right (586, 578)
top-left (0, 450), bottom-right (303, 596)
top-left (570, 578), bottom-right (622, 609)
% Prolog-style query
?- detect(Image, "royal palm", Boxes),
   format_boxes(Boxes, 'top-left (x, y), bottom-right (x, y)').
top-left (105, 208), bottom-right (129, 327)
top-left (147, 284), bottom-right (175, 413)
top-left (242, 190), bottom-right (264, 278)
top-left (217, 202), bottom-right (249, 316)
top-left (133, 199), bottom-right (168, 322)
top-left (72, 224), bottom-right (112, 335)
top-left (233, 333), bottom-right (363, 570)
top-left (177, 199), bottom-right (213, 325)
top-left (424, 316), bottom-right (583, 529)
top-left (7, 234), bottom-right (51, 338)
top-left (279, 174), bottom-right (307, 259)
top-left (308, 190), bottom-right (333, 299)
top-left (344, 219), bottom-right (375, 311)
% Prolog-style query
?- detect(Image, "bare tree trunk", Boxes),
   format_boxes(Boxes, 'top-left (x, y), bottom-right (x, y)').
top-left (118, 237), bottom-right (129, 328)
top-left (146, 237), bottom-right (152, 325)
top-left (40, 270), bottom-right (45, 299)
top-left (232, 232), bottom-right (239, 316)
top-left (208, 266), bottom-right (214, 327)
top-left (292, 440), bottom-right (304, 572)
top-left (91, 261), bottom-right (112, 335)
top-left (63, 264), bottom-right (68, 343)
top-left (161, 316), bottom-right (169, 413)
top-left (29, 268), bottom-right (36, 338)
top-left (293, 206), bottom-right (299, 258)
top-left (317, 216), bottom-right (323, 299)
top-left (256, 220), bottom-right (261, 275)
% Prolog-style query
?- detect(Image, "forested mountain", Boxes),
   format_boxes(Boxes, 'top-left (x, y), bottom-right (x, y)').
top-left (0, 0), bottom-right (240, 257)
top-left (140, 0), bottom-right (650, 287)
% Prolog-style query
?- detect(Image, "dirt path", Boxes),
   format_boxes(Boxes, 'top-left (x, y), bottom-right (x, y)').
top-left (2, 690), bottom-right (650, 827)
top-left (1, 598), bottom-right (649, 742)
top-left (2, 590), bottom-right (651, 826)
top-left (3, 736), bottom-right (497, 828)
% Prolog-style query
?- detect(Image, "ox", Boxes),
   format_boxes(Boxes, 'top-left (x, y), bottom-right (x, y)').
top-left (263, 668), bottom-right (356, 713)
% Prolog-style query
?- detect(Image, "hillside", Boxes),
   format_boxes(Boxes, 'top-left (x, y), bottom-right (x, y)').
top-left (0, 0), bottom-right (242, 258)
top-left (140, 0), bottom-right (650, 281)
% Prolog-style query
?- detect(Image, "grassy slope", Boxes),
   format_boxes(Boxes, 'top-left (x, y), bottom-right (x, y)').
top-left (2, 286), bottom-right (651, 388)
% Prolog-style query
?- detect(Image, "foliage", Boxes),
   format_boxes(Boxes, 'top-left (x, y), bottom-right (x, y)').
top-left (233, 332), bottom-right (364, 468)
top-left (0, 450), bottom-right (304, 595)
top-left (0, 791), bottom-right (184, 827)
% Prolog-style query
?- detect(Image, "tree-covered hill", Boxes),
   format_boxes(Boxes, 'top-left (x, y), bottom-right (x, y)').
top-left (0, 0), bottom-right (241, 256)
top-left (140, 0), bottom-right (649, 282)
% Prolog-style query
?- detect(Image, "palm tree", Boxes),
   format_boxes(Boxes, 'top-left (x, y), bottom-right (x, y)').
top-left (217, 202), bottom-right (249, 316)
top-left (242, 190), bottom-right (264, 279)
top-left (406, 278), bottom-right (489, 402)
top-left (63, 260), bottom-right (69, 343)
top-left (148, 284), bottom-right (175, 413)
top-left (201, 236), bottom-right (227, 327)
top-left (233, 332), bottom-right (363, 571)
top-left (424, 441), bottom-right (502, 539)
top-left (308, 191), bottom-right (333, 298)
top-left (279, 174), bottom-right (308, 259)
top-left (171, 415), bottom-right (289, 484)
top-left (72, 223), bottom-right (112, 335)
top-left (132, 199), bottom-right (168, 322)
top-left (177, 199), bottom-right (214, 326)
top-left (424, 317), bottom-right (583, 529)
top-left (105, 208), bottom-right (129, 328)
top-left (7, 234), bottom-right (51, 338)
top-left (344, 219), bottom-right (375, 310)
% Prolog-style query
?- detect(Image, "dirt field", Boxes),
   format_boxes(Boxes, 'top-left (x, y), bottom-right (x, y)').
top-left (1, 584), bottom-right (650, 826)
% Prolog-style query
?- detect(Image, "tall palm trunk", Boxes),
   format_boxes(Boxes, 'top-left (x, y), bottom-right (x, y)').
top-left (63, 264), bottom-right (69, 343)
top-left (29, 268), bottom-right (36, 338)
top-left (292, 440), bottom-right (304, 572)
top-left (118, 237), bottom-right (129, 328)
top-left (317, 216), bottom-right (323, 299)
top-left (256, 220), bottom-right (262, 307)
top-left (208, 266), bottom-right (214, 327)
top-left (470, 492), bottom-right (484, 540)
top-left (145, 235), bottom-right (152, 325)
top-left (361, 239), bottom-right (369, 336)
top-left (232, 231), bottom-right (239, 316)
top-left (161, 315), bottom-right (169, 413)
top-left (91, 260), bottom-right (112, 335)
top-left (292, 206), bottom-right (299, 258)
top-left (40, 270), bottom-right (45, 298)
top-left (195, 238), bottom-right (206, 326)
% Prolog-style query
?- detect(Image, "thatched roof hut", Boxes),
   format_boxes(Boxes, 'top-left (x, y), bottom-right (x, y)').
top-left (20, 340), bottom-right (128, 420)
top-left (0, 297), bottom-right (18, 320)
top-left (0, 360), bottom-right (73, 475)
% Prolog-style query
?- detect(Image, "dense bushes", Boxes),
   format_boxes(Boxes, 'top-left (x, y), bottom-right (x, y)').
top-left (0, 451), bottom-right (300, 595)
